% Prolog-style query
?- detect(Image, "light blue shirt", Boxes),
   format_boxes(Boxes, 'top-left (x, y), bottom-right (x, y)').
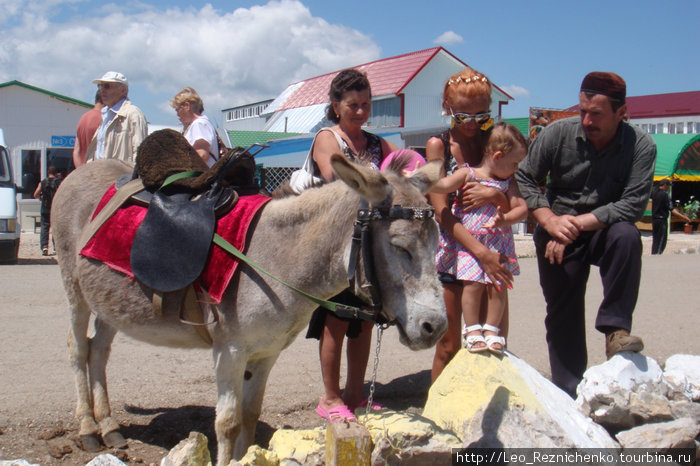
top-left (95, 98), bottom-right (126, 159)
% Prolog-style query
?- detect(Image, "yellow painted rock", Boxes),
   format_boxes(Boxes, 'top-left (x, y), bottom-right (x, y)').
top-left (423, 350), bottom-right (618, 448)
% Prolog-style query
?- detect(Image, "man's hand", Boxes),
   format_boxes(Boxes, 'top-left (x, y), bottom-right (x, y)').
top-left (544, 239), bottom-right (567, 264)
top-left (541, 214), bottom-right (582, 244)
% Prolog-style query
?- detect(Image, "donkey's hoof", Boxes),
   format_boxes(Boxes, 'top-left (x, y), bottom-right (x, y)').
top-left (103, 430), bottom-right (128, 449)
top-left (79, 434), bottom-right (102, 452)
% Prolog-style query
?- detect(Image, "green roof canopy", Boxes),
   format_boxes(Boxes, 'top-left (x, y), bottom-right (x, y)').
top-left (503, 117), bottom-right (529, 137)
top-left (226, 130), bottom-right (303, 149)
top-left (651, 134), bottom-right (700, 182)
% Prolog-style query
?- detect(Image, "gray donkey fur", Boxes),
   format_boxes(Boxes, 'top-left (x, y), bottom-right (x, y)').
top-left (52, 155), bottom-right (447, 465)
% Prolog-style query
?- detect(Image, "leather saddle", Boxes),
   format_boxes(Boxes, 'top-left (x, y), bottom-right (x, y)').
top-left (125, 129), bottom-right (261, 293)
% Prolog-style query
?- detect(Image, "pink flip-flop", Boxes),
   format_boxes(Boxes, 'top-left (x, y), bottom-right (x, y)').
top-left (316, 404), bottom-right (357, 422)
top-left (353, 398), bottom-right (384, 411)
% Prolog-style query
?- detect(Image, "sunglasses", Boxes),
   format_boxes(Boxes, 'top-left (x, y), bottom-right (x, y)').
top-left (450, 110), bottom-right (491, 125)
top-left (97, 83), bottom-right (120, 89)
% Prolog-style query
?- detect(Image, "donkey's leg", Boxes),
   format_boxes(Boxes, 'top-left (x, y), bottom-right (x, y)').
top-left (234, 355), bottom-right (279, 458)
top-left (88, 317), bottom-right (125, 448)
top-left (212, 345), bottom-right (247, 466)
top-left (68, 296), bottom-right (100, 451)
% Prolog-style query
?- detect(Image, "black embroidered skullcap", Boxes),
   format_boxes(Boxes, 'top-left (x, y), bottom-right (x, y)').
top-left (580, 72), bottom-right (626, 103)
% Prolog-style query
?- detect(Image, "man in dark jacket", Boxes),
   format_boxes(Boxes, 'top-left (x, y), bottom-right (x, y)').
top-left (515, 72), bottom-right (656, 397)
top-left (651, 179), bottom-right (690, 254)
top-left (33, 166), bottom-right (62, 255)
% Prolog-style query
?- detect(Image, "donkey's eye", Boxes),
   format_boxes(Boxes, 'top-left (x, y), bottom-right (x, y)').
top-left (392, 244), bottom-right (412, 261)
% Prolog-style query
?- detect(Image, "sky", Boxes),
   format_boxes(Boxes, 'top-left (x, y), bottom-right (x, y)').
top-left (1, 0), bottom-right (698, 129)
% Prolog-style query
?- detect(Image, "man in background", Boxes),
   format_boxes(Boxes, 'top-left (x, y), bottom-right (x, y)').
top-left (651, 179), bottom-right (690, 254)
top-left (72, 91), bottom-right (104, 168)
top-left (33, 166), bottom-right (61, 256)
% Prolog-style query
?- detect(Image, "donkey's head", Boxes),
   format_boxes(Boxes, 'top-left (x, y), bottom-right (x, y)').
top-left (331, 154), bottom-right (447, 350)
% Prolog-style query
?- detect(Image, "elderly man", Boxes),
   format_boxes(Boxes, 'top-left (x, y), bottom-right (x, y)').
top-left (515, 72), bottom-right (656, 397)
top-left (85, 71), bottom-right (147, 163)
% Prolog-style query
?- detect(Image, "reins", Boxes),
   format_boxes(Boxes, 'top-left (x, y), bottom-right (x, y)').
top-left (214, 198), bottom-right (435, 325)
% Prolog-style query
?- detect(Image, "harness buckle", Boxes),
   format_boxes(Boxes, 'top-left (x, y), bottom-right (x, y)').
top-left (334, 304), bottom-right (377, 322)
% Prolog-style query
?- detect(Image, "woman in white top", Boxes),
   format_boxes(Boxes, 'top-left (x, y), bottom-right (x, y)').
top-left (171, 87), bottom-right (219, 167)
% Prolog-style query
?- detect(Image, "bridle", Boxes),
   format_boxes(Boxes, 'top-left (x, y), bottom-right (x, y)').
top-left (343, 199), bottom-right (435, 326)
top-left (211, 197), bottom-right (434, 326)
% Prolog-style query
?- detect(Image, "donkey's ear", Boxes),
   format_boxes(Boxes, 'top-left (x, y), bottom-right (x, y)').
top-left (407, 160), bottom-right (442, 195)
top-left (330, 154), bottom-right (390, 203)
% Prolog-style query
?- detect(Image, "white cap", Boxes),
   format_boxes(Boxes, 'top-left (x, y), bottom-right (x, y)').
top-left (92, 71), bottom-right (128, 86)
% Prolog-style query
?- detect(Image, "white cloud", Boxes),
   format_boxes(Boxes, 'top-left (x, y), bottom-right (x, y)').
top-left (0, 0), bottom-right (381, 124)
top-left (433, 30), bottom-right (463, 45)
top-left (501, 85), bottom-right (531, 98)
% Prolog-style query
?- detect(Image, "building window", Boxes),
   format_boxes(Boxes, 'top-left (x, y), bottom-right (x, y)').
top-left (669, 123), bottom-right (676, 134)
top-left (47, 148), bottom-right (74, 178)
top-left (648, 124), bottom-right (656, 134)
top-left (367, 97), bottom-right (401, 128)
top-left (657, 123), bottom-right (664, 134)
top-left (641, 124), bottom-right (648, 133)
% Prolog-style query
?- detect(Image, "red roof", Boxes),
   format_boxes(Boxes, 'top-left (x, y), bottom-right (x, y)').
top-left (626, 91), bottom-right (700, 118)
top-left (568, 91), bottom-right (700, 118)
top-left (278, 47), bottom-right (460, 110)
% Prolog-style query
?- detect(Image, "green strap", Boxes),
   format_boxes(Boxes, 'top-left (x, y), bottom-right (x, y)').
top-left (161, 170), bottom-right (203, 188)
top-left (212, 234), bottom-right (340, 313)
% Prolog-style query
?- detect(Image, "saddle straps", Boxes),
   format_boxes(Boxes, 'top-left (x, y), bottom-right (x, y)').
top-left (76, 170), bottom-right (202, 253)
top-left (76, 178), bottom-right (146, 252)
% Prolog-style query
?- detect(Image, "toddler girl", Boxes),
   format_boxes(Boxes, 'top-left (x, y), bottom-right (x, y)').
top-left (432, 122), bottom-right (528, 353)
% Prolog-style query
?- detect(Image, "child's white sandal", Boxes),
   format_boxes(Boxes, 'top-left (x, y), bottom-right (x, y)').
top-left (462, 324), bottom-right (488, 353)
top-left (482, 324), bottom-right (505, 354)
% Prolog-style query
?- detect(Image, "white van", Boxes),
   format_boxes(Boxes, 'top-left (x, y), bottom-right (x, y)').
top-left (0, 129), bottom-right (21, 263)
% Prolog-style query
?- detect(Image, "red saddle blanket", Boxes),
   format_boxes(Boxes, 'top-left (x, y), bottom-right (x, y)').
top-left (80, 184), bottom-right (271, 303)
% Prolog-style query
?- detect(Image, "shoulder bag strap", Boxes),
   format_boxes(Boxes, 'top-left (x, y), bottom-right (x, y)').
top-left (304, 128), bottom-right (347, 175)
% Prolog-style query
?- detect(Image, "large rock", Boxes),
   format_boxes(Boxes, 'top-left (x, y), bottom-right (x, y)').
top-left (267, 427), bottom-right (325, 465)
top-left (236, 445), bottom-right (279, 465)
top-left (670, 400), bottom-right (700, 424)
top-left (161, 432), bottom-right (211, 466)
top-left (615, 418), bottom-right (700, 450)
top-left (359, 410), bottom-right (461, 465)
top-left (423, 350), bottom-right (617, 449)
top-left (663, 354), bottom-right (700, 401)
top-left (238, 412), bottom-right (461, 466)
top-left (577, 352), bottom-right (667, 430)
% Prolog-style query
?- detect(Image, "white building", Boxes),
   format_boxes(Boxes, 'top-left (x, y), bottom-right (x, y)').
top-left (0, 80), bottom-right (93, 229)
top-left (626, 91), bottom-right (700, 135)
top-left (220, 47), bottom-right (512, 167)
top-left (222, 99), bottom-right (274, 132)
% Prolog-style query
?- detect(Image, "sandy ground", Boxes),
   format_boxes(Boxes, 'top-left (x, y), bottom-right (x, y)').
top-left (0, 230), bottom-right (698, 465)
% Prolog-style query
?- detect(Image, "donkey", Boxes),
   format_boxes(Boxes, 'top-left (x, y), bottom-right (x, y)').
top-left (52, 154), bottom-right (447, 465)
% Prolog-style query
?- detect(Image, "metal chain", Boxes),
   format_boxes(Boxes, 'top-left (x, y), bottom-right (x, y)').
top-left (365, 322), bottom-right (387, 416)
